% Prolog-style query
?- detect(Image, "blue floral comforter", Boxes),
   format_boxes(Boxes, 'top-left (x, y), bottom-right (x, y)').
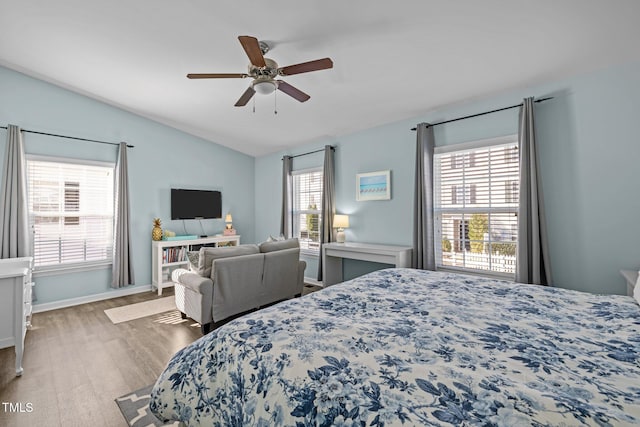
top-left (150, 268), bottom-right (640, 426)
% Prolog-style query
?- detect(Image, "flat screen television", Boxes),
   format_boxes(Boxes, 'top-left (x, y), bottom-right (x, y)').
top-left (171, 189), bottom-right (222, 220)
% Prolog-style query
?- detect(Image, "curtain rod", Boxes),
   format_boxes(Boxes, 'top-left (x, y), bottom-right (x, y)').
top-left (410, 97), bottom-right (553, 131)
top-left (0, 125), bottom-right (134, 148)
top-left (282, 145), bottom-right (335, 160)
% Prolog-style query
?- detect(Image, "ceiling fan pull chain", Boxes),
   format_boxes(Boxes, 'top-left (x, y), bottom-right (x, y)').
top-left (274, 90), bottom-right (278, 115)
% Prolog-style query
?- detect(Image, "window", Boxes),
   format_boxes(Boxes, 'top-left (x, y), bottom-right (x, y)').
top-left (292, 168), bottom-right (323, 255)
top-left (451, 153), bottom-right (464, 169)
top-left (504, 180), bottom-right (519, 203)
top-left (435, 137), bottom-right (519, 277)
top-left (452, 152), bottom-right (476, 169)
top-left (26, 156), bottom-right (115, 269)
top-left (451, 183), bottom-right (477, 205)
top-left (505, 146), bottom-right (518, 163)
top-left (64, 181), bottom-right (80, 225)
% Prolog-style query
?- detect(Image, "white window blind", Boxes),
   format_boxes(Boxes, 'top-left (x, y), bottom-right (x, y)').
top-left (434, 138), bottom-right (519, 276)
top-left (292, 168), bottom-right (323, 255)
top-left (26, 157), bottom-right (115, 269)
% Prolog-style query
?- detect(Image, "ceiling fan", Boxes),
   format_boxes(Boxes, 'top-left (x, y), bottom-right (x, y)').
top-left (187, 36), bottom-right (333, 107)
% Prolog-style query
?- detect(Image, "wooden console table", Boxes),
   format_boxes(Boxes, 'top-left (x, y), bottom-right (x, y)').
top-left (322, 242), bottom-right (413, 286)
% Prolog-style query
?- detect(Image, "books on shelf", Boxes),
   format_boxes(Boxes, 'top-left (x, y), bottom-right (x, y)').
top-left (162, 247), bottom-right (186, 264)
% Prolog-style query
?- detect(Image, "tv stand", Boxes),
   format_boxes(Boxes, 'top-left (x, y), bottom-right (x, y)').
top-left (151, 235), bottom-right (241, 295)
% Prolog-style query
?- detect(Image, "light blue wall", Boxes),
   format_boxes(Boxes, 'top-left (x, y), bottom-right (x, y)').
top-left (0, 66), bottom-right (255, 305)
top-left (255, 60), bottom-right (640, 295)
top-left (3, 58), bottom-right (639, 302)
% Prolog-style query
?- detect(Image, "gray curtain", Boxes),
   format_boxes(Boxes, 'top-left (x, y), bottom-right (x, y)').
top-left (112, 142), bottom-right (135, 288)
top-left (280, 155), bottom-right (293, 238)
top-left (413, 123), bottom-right (436, 270)
top-left (516, 97), bottom-right (551, 285)
top-left (317, 145), bottom-right (335, 281)
top-left (0, 125), bottom-right (30, 259)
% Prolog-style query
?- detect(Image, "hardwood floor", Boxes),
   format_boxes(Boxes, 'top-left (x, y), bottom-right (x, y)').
top-left (0, 289), bottom-right (202, 427)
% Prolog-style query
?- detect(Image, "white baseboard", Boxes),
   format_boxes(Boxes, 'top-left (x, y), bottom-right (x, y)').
top-left (0, 337), bottom-right (16, 349)
top-left (32, 284), bottom-right (153, 313)
top-left (304, 277), bottom-right (323, 287)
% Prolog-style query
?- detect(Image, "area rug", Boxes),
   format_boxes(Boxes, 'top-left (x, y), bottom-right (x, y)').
top-left (115, 384), bottom-right (179, 426)
top-left (104, 297), bottom-right (176, 324)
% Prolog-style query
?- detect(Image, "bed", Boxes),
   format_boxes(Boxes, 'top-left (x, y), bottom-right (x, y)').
top-left (150, 268), bottom-right (640, 426)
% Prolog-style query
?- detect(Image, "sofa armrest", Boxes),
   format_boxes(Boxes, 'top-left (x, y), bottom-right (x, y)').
top-left (172, 269), bottom-right (213, 295)
top-left (172, 268), bottom-right (213, 327)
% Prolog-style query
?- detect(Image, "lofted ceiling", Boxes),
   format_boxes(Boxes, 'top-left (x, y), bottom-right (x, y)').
top-left (1, 1), bottom-right (640, 157)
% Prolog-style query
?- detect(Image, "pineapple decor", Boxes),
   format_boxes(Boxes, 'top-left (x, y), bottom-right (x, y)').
top-left (152, 218), bottom-right (163, 241)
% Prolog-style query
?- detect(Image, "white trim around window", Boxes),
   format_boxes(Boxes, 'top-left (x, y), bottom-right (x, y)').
top-left (26, 154), bottom-right (116, 273)
top-left (434, 134), bottom-right (519, 278)
top-left (292, 167), bottom-right (323, 257)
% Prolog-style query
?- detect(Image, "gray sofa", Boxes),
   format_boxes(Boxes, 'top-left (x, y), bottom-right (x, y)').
top-left (172, 238), bottom-right (306, 333)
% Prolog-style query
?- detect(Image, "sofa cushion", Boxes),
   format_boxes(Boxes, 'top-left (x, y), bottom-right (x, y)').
top-left (197, 244), bottom-right (260, 278)
top-left (259, 238), bottom-right (299, 253)
top-left (212, 253), bottom-right (265, 321)
top-left (262, 247), bottom-right (303, 302)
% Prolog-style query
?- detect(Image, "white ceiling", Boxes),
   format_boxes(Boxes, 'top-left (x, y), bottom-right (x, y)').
top-left (1, 1), bottom-right (640, 157)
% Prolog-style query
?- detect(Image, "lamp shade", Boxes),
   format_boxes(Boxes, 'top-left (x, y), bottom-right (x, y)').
top-left (333, 214), bottom-right (349, 229)
top-left (225, 213), bottom-right (233, 223)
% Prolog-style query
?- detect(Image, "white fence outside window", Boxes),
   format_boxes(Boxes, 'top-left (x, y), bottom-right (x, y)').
top-left (442, 251), bottom-right (517, 274)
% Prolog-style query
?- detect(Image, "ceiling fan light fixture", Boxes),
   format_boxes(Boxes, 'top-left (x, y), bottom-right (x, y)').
top-left (252, 80), bottom-right (277, 95)
top-left (188, 35), bottom-right (332, 107)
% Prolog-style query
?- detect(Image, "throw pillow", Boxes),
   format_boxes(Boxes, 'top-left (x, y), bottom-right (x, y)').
top-left (267, 234), bottom-right (286, 242)
top-left (186, 251), bottom-right (200, 272)
top-left (198, 244), bottom-right (260, 278)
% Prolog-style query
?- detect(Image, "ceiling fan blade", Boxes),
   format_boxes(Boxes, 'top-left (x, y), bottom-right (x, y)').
top-left (277, 81), bottom-right (310, 103)
top-left (238, 35), bottom-right (266, 68)
top-left (234, 87), bottom-right (256, 107)
top-left (187, 73), bottom-right (248, 79)
top-left (279, 58), bottom-right (333, 76)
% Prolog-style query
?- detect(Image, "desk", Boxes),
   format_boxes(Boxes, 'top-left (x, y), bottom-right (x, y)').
top-left (322, 242), bottom-right (413, 286)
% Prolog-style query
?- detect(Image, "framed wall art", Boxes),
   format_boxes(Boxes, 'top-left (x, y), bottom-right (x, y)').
top-left (356, 170), bottom-right (391, 201)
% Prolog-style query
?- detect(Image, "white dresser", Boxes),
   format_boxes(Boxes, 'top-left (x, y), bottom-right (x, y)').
top-left (0, 257), bottom-right (34, 376)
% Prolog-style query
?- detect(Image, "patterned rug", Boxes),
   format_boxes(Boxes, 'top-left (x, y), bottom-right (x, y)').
top-left (115, 384), bottom-right (178, 427)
